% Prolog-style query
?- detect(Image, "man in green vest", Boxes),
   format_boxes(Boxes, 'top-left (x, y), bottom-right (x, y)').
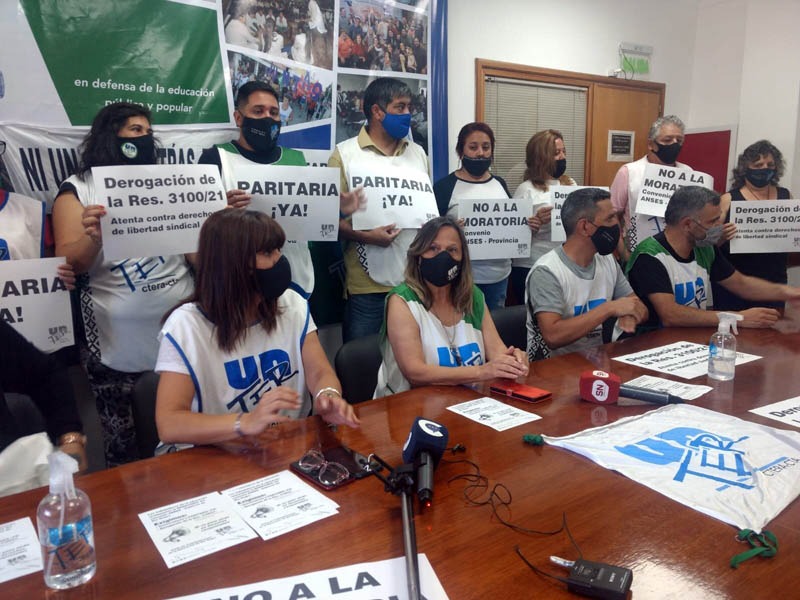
top-left (627, 185), bottom-right (800, 330)
top-left (198, 80), bottom-right (314, 295)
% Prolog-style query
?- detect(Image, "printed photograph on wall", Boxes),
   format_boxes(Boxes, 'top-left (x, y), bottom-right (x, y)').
top-left (222, 0), bottom-right (335, 70)
top-left (335, 73), bottom-right (427, 149)
top-left (229, 51), bottom-right (334, 127)
top-left (336, 0), bottom-right (428, 74)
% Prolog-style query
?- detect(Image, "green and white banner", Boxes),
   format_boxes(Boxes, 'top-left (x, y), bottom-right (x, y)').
top-left (0, 0), bottom-right (432, 203)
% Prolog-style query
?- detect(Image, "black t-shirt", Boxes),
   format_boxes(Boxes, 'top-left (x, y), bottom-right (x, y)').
top-left (628, 232), bottom-right (736, 328)
top-left (713, 186), bottom-right (790, 310)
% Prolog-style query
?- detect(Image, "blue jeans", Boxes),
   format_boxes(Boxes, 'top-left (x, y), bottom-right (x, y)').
top-left (477, 279), bottom-right (508, 311)
top-left (343, 292), bottom-right (387, 343)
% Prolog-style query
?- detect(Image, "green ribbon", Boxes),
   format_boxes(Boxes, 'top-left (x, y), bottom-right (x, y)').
top-left (730, 529), bottom-right (778, 569)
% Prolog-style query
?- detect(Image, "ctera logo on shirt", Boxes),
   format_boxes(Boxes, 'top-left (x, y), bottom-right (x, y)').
top-left (674, 277), bottom-right (706, 308)
top-left (224, 349), bottom-right (299, 412)
top-left (573, 298), bottom-right (607, 316)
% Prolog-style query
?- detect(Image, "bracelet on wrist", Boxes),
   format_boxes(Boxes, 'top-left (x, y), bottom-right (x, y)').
top-left (234, 412), bottom-right (245, 437)
top-left (58, 432), bottom-right (87, 447)
top-left (314, 387), bottom-right (342, 401)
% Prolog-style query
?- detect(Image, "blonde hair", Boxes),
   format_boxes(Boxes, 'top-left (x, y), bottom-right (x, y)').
top-left (404, 217), bottom-right (475, 315)
top-left (523, 129), bottom-right (572, 190)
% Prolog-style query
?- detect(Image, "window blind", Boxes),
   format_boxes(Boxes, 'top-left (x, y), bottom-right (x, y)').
top-left (484, 77), bottom-right (587, 193)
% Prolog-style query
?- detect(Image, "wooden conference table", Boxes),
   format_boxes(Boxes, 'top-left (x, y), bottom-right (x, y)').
top-left (2, 327), bottom-right (800, 599)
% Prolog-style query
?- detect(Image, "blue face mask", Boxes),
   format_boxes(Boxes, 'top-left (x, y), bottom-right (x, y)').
top-left (381, 111), bottom-right (411, 140)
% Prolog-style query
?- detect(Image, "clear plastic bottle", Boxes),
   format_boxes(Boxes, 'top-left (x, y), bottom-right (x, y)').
top-left (37, 451), bottom-right (96, 590)
top-left (708, 312), bottom-right (743, 381)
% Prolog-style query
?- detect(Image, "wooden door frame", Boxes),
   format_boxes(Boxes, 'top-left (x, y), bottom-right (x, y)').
top-left (475, 59), bottom-right (666, 184)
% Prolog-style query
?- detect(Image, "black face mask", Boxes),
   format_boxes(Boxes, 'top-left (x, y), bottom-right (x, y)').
top-left (419, 251), bottom-right (460, 287)
top-left (241, 116), bottom-right (281, 154)
top-left (744, 168), bottom-right (775, 188)
top-left (552, 158), bottom-right (567, 179)
top-left (255, 255), bottom-right (291, 301)
top-left (461, 156), bottom-right (491, 178)
top-left (654, 142), bottom-right (682, 165)
top-left (118, 134), bottom-right (156, 165)
top-left (590, 223), bottom-right (620, 256)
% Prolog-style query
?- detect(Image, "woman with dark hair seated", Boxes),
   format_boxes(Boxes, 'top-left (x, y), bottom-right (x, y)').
top-left (155, 210), bottom-right (358, 451)
top-left (374, 216), bottom-right (528, 397)
top-left (52, 102), bottom-right (195, 465)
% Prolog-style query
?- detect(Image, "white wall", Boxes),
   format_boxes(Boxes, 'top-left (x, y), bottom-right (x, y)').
top-left (676, 0), bottom-right (800, 191)
top-left (445, 0), bottom-right (702, 171)
top-left (686, 0), bottom-right (746, 131)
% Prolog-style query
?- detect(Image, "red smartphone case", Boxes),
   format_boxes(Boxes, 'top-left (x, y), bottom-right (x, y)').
top-left (490, 382), bottom-right (552, 403)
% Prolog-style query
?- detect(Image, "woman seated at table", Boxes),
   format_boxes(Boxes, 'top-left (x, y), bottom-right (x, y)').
top-left (374, 216), bottom-right (529, 397)
top-left (155, 210), bottom-right (359, 451)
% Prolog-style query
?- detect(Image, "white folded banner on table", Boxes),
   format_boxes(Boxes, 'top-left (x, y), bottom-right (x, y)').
top-left (544, 404), bottom-right (800, 532)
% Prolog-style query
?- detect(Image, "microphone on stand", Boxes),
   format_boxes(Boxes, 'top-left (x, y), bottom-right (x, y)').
top-left (578, 370), bottom-right (683, 405)
top-left (402, 417), bottom-right (449, 508)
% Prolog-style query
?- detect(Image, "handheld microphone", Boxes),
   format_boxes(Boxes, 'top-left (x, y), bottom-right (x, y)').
top-left (402, 417), bottom-right (449, 508)
top-left (579, 370), bottom-right (683, 405)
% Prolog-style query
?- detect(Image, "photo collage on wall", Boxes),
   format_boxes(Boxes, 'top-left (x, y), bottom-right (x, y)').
top-left (222, 0), bottom-right (430, 154)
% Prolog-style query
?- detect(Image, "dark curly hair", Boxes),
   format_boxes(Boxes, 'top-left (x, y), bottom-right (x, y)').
top-left (730, 140), bottom-right (784, 189)
top-left (77, 102), bottom-right (153, 178)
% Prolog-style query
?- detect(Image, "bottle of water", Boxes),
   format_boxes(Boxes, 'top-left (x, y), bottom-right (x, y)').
top-left (37, 451), bottom-right (96, 589)
top-left (708, 312), bottom-right (742, 381)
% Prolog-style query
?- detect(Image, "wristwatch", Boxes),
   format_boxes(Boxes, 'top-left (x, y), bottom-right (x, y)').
top-left (58, 432), bottom-right (87, 446)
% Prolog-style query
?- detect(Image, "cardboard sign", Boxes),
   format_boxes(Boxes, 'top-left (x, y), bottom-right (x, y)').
top-left (235, 165), bottom-right (341, 241)
top-left (458, 198), bottom-right (529, 259)
top-left (635, 164), bottom-right (714, 218)
top-left (95, 164), bottom-right (226, 260)
top-left (0, 258), bottom-right (74, 352)
top-left (349, 165), bottom-right (438, 230)
top-left (729, 199), bottom-right (800, 254)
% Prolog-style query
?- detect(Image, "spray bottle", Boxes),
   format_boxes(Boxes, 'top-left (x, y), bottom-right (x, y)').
top-left (708, 312), bottom-right (743, 381)
top-left (36, 451), bottom-right (96, 589)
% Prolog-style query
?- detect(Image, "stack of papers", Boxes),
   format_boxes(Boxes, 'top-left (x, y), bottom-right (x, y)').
top-left (138, 471), bottom-right (339, 568)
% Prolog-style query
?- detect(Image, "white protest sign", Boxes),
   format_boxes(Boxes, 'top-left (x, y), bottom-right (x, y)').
top-left (729, 200), bottom-right (800, 254)
top-left (613, 341), bottom-right (760, 379)
top-left (234, 165), bottom-right (340, 241)
top-left (749, 396), bottom-right (800, 428)
top-left (550, 185), bottom-right (610, 242)
top-left (458, 198), bottom-right (529, 259)
top-left (167, 554), bottom-right (449, 600)
top-left (350, 165), bottom-right (438, 230)
top-left (635, 164), bottom-right (714, 218)
top-left (0, 258), bottom-right (74, 352)
top-left (95, 164), bottom-right (226, 261)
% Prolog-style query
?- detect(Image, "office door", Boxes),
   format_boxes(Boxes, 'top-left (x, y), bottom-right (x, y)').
top-left (588, 84), bottom-right (662, 186)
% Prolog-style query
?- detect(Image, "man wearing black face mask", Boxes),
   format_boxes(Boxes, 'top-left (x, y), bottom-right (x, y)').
top-left (610, 115), bottom-right (691, 261)
top-left (198, 81), bottom-right (315, 296)
top-left (526, 188), bottom-right (647, 360)
top-left (627, 185), bottom-right (800, 330)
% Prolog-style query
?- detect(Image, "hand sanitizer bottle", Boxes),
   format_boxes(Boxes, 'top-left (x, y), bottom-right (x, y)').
top-left (708, 312), bottom-right (743, 381)
top-left (37, 451), bottom-right (96, 589)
